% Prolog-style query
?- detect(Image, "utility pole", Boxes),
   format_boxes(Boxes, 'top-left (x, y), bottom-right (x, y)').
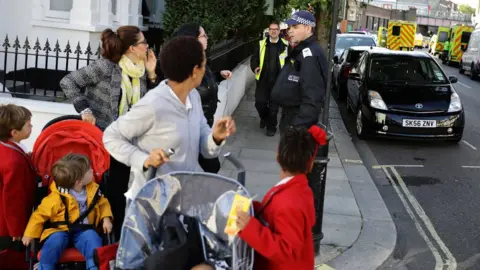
top-left (322, 0), bottom-right (341, 124)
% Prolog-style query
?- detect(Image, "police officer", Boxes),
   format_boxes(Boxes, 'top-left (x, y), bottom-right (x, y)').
top-left (251, 21), bottom-right (289, 136)
top-left (271, 11), bottom-right (328, 132)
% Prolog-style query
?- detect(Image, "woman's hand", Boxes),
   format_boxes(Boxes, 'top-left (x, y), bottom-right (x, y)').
top-left (143, 148), bottom-right (171, 168)
top-left (81, 113), bottom-right (96, 125)
top-left (220, 70), bottom-right (232, 79)
top-left (145, 49), bottom-right (157, 76)
top-left (212, 116), bottom-right (236, 143)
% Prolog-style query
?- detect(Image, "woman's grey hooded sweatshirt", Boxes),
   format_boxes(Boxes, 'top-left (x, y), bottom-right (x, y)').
top-left (103, 80), bottom-right (225, 200)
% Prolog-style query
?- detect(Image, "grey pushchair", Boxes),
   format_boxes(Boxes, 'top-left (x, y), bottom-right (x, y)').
top-left (115, 153), bottom-right (254, 270)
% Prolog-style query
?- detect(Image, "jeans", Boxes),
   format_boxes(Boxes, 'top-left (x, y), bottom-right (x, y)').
top-left (39, 229), bottom-right (102, 270)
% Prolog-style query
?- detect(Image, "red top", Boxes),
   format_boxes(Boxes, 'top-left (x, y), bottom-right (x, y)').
top-left (238, 174), bottom-right (315, 270)
top-left (0, 141), bottom-right (37, 237)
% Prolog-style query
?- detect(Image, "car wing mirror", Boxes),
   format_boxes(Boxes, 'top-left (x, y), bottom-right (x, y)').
top-left (448, 75), bottom-right (458, 84)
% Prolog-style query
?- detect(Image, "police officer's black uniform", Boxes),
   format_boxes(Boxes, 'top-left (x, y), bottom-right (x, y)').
top-left (271, 35), bottom-right (328, 132)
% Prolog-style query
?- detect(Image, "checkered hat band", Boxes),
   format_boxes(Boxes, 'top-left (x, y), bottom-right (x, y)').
top-left (293, 14), bottom-right (316, 27)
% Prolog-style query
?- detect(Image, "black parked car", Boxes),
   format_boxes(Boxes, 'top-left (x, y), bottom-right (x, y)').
top-left (332, 46), bottom-right (388, 100)
top-left (346, 50), bottom-right (464, 142)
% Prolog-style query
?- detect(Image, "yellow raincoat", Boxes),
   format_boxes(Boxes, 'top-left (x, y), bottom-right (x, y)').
top-left (23, 181), bottom-right (112, 242)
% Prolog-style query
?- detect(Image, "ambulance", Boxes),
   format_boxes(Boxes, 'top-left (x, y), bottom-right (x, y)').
top-left (431, 26), bottom-right (450, 56)
top-left (386, 20), bottom-right (416, 51)
top-left (414, 33), bottom-right (423, 48)
top-left (445, 24), bottom-right (474, 65)
top-left (377, 26), bottom-right (387, 47)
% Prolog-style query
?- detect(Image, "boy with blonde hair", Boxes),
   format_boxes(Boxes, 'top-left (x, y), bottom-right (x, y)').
top-left (23, 153), bottom-right (113, 270)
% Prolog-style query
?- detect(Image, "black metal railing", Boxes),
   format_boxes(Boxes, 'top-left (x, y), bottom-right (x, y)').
top-left (0, 34), bottom-right (255, 102)
top-left (1, 35), bottom-right (101, 101)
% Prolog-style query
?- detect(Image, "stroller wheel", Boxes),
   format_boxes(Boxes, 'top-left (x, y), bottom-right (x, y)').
top-left (42, 115), bottom-right (82, 131)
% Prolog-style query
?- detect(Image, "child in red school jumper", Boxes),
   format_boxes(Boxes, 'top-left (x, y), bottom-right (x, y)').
top-left (236, 125), bottom-right (327, 270)
top-left (0, 104), bottom-right (37, 270)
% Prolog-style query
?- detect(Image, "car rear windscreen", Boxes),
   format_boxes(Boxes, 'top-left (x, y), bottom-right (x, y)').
top-left (369, 57), bottom-right (448, 84)
top-left (336, 37), bottom-right (376, 50)
top-left (347, 51), bottom-right (364, 63)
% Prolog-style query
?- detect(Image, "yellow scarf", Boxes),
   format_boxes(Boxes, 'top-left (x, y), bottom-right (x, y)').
top-left (118, 55), bottom-right (145, 116)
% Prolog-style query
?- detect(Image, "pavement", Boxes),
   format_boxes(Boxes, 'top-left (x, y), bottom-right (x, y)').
top-left (335, 52), bottom-right (480, 269)
top-left (218, 86), bottom-right (397, 269)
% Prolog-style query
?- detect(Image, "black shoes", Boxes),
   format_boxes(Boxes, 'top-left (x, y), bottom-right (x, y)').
top-left (260, 119), bottom-right (266, 129)
top-left (266, 129), bottom-right (276, 137)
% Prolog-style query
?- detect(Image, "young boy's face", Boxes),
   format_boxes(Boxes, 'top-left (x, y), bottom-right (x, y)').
top-left (80, 167), bottom-right (94, 186)
top-left (11, 119), bottom-right (32, 141)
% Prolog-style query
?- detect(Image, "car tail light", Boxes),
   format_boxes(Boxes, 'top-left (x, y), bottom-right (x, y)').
top-left (343, 66), bottom-right (352, 77)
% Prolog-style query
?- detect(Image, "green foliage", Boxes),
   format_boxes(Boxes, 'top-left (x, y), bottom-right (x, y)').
top-left (458, 4), bottom-right (476, 15)
top-left (162, 0), bottom-right (268, 46)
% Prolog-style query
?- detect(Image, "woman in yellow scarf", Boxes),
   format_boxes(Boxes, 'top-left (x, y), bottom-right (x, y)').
top-left (61, 25), bottom-right (158, 239)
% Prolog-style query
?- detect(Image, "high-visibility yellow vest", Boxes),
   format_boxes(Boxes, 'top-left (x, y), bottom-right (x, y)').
top-left (256, 38), bottom-right (289, 80)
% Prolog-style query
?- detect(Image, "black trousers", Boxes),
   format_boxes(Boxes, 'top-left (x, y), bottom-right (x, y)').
top-left (198, 116), bottom-right (221, 174)
top-left (105, 156), bottom-right (131, 240)
top-left (255, 82), bottom-right (279, 131)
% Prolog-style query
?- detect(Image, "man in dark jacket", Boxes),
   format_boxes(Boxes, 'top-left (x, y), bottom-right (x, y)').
top-left (251, 21), bottom-right (289, 136)
top-left (271, 11), bottom-right (327, 132)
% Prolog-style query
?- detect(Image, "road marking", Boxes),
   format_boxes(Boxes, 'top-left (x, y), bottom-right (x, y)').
top-left (462, 140), bottom-right (477, 150)
top-left (373, 164), bottom-right (424, 169)
top-left (382, 167), bottom-right (444, 270)
top-left (462, 166), bottom-right (480, 169)
top-left (457, 82), bottom-right (472, 89)
top-left (390, 167), bottom-right (457, 270)
top-left (344, 159), bottom-right (363, 164)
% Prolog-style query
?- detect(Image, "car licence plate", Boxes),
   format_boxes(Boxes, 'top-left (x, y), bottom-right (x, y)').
top-left (402, 119), bottom-right (437, 128)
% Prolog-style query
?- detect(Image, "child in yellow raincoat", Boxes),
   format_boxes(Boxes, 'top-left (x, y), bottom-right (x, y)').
top-left (22, 153), bottom-right (113, 270)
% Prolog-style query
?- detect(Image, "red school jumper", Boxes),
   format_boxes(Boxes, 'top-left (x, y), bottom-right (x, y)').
top-left (0, 141), bottom-right (37, 269)
top-left (238, 174), bottom-right (315, 270)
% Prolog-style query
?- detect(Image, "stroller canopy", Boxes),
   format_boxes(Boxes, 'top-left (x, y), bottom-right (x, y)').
top-left (116, 172), bottom-right (254, 270)
top-left (32, 119), bottom-right (110, 186)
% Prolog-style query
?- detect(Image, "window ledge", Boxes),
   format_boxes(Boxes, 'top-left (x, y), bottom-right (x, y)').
top-left (31, 19), bottom-right (148, 32)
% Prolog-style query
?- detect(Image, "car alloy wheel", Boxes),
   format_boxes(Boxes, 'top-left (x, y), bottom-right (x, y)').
top-left (356, 109), bottom-right (370, 139)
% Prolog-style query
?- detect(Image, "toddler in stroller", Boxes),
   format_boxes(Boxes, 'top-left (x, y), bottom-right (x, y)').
top-left (24, 115), bottom-right (114, 270)
top-left (22, 153), bottom-right (113, 270)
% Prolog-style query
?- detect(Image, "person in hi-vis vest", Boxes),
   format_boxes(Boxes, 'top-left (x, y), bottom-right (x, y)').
top-left (251, 21), bottom-right (289, 136)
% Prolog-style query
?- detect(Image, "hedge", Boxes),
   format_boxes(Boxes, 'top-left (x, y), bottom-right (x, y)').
top-left (162, 0), bottom-right (270, 46)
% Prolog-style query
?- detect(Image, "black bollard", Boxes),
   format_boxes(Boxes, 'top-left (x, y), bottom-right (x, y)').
top-left (307, 123), bottom-right (333, 256)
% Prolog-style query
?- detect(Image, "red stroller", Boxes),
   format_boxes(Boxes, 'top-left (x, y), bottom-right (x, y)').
top-left (27, 115), bottom-right (113, 269)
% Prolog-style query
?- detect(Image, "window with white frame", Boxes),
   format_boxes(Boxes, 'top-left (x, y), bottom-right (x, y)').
top-left (46, 0), bottom-right (73, 20)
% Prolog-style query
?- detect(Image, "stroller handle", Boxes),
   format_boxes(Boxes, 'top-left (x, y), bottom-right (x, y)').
top-left (145, 148), bottom-right (175, 180)
top-left (223, 152), bottom-right (246, 186)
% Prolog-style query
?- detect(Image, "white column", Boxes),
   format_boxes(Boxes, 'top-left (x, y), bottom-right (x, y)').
top-left (117, 0), bottom-right (130, 25)
top-left (129, 0), bottom-right (143, 26)
top-left (99, 0), bottom-right (114, 26)
top-left (70, 0), bottom-right (100, 26)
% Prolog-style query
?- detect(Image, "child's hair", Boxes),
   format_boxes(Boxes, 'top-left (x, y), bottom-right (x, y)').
top-left (51, 153), bottom-right (91, 189)
top-left (277, 126), bottom-right (317, 174)
top-left (0, 104), bottom-right (32, 142)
